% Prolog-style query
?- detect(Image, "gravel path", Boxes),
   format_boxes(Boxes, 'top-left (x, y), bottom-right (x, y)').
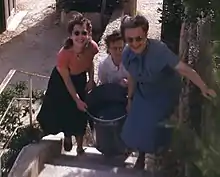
top-left (137, 0), bottom-right (162, 39)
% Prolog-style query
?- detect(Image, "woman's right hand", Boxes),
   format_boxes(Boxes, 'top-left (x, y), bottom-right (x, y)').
top-left (76, 98), bottom-right (87, 112)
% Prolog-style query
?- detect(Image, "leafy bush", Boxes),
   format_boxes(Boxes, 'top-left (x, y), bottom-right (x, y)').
top-left (0, 81), bottom-right (44, 177)
top-left (158, 1), bottom-right (220, 176)
top-left (1, 124), bottom-right (43, 176)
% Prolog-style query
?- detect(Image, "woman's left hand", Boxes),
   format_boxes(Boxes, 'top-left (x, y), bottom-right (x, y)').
top-left (85, 80), bottom-right (95, 91)
top-left (119, 78), bottom-right (128, 87)
top-left (201, 86), bottom-right (217, 100)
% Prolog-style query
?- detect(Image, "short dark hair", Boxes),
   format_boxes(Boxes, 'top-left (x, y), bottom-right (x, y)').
top-left (120, 14), bottom-right (149, 39)
top-left (67, 13), bottom-right (92, 35)
top-left (64, 13), bottom-right (92, 49)
top-left (104, 30), bottom-right (123, 50)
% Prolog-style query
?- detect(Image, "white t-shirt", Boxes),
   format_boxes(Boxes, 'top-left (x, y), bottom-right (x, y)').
top-left (98, 55), bottom-right (128, 84)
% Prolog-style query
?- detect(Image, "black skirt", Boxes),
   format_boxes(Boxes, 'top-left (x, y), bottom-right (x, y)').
top-left (37, 67), bottom-right (87, 137)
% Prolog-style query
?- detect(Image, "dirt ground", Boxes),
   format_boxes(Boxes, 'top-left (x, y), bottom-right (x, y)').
top-left (0, 0), bottom-right (65, 90)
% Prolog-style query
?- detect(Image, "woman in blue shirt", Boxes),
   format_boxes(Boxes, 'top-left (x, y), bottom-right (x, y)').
top-left (120, 14), bottom-right (216, 169)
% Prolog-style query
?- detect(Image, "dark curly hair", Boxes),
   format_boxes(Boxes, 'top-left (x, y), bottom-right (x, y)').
top-left (64, 13), bottom-right (92, 49)
top-left (104, 30), bottom-right (123, 53)
top-left (120, 14), bottom-right (149, 40)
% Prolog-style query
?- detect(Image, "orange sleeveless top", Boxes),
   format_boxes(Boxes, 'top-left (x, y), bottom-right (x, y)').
top-left (57, 40), bottom-right (99, 74)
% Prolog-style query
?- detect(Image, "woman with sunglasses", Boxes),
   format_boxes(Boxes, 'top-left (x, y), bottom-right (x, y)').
top-left (98, 30), bottom-right (128, 87)
top-left (120, 14), bottom-right (216, 169)
top-left (37, 13), bottom-right (98, 154)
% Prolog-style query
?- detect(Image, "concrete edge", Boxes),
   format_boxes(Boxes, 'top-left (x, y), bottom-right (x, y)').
top-left (8, 138), bottom-right (62, 177)
top-left (7, 11), bottom-right (28, 31)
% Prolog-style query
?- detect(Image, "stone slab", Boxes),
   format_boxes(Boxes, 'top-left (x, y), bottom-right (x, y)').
top-left (8, 139), bottom-right (62, 177)
top-left (7, 11), bottom-right (28, 31)
top-left (38, 164), bottom-right (150, 177)
top-left (39, 146), bottom-right (162, 177)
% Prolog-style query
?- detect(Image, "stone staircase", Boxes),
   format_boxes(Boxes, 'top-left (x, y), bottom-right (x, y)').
top-left (38, 146), bottom-right (146, 177)
top-left (8, 133), bottom-right (162, 177)
top-left (38, 146), bottom-right (157, 177)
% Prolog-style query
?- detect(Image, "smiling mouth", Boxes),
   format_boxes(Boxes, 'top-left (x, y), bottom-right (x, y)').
top-left (76, 39), bottom-right (85, 43)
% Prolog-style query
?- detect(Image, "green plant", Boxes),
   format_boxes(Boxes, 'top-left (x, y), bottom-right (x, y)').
top-left (167, 42), bottom-right (220, 177)
top-left (158, 1), bottom-right (220, 176)
top-left (1, 124), bottom-right (43, 177)
top-left (0, 81), bottom-right (44, 176)
top-left (0, 81), bottom-right (28, 142)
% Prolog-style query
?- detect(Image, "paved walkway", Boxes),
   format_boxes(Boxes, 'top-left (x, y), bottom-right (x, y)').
top-left (0, 0), bottom-right (65, 90)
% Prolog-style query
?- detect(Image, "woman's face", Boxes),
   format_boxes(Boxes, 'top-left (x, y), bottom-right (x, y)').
top-left (71, 24), bottom-right (90, 49)
top-left (108, 39), bottom-right (124, 65)
top-left (124, 27), bottom-right (147, 54)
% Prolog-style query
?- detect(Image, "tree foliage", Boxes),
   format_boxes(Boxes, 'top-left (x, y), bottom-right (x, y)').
top-left (159, 0), bottom-right (220, 176)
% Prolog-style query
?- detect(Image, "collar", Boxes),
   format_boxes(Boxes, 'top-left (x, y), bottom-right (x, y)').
top-left (109, 55), bottom-right (123, 69)
top-left (128, 39), bottom-right (150, 61)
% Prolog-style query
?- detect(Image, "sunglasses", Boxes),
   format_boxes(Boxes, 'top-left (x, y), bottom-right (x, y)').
top-left (126, 36), bottom-right (144, 43)
top-left (73, 30), bottom-right (88, 36)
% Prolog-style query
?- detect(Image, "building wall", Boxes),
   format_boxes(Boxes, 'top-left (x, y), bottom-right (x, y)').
top-left (0, 0), bottom-right (6, 33)
top-left (0, 0), bottom-right (16, 33)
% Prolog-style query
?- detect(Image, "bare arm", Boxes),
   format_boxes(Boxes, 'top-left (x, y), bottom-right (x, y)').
top-left (88, 40), bottom-right (98, 83)
top-left (88, 61), bottom-right (94, 82)
top-left (158, 42), bottom-right (216, 98)
top-left (174, 61), bottom-right (216, 98)
top-left (175, 61), bottom-right (207, 91)
top-left (126, 73), bottom-right (135, 111)
top-left (57, 66), bottom-right (80, 101)
top-left (127, 73), bottom-right (135, 100)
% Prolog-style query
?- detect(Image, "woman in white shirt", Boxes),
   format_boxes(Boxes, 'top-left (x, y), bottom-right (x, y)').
top-left (98, 30), bottom-right (128, 86)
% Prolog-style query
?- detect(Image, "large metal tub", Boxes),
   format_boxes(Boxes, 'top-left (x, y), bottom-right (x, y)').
top-left (85, 83), bottom-right (127, 156)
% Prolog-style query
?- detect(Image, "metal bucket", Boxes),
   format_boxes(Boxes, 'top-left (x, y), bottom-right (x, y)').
top-left (85, 83), bottom-right (127, 156)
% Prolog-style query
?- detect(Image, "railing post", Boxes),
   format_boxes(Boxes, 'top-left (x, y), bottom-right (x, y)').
top-left (100, 0), bottom-right (106, 29)
top-left (28, 76), bottom-right (33, 126)
top-left (0, 157), bottom-right (2, 177)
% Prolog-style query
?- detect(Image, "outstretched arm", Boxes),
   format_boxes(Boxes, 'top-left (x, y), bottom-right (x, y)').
top-left (175, 61), bottom-right (216, 99)
top-left (85, 61), bottom-right (95, 91)
top-left (160, 42), bottom-right (216, 99)
top-left (57, 51), bottom-right (80, 101)
top-left (57, 50), bottom-right (87, 111)
top-left (57, 66), bottom-right (79, 101)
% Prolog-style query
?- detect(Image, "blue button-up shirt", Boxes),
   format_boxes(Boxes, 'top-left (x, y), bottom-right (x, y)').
top-left (122, 39), bottom-right (181, 98)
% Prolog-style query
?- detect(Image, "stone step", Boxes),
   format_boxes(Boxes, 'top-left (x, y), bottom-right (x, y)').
top-left (7, 11), bottom-right (28, 31)
top-left (38, 146), bottom-right (161, 177)
top-left (54, 147), bottom-right (137, 170)
top-left (38, 163), bottom-right (149, 177)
